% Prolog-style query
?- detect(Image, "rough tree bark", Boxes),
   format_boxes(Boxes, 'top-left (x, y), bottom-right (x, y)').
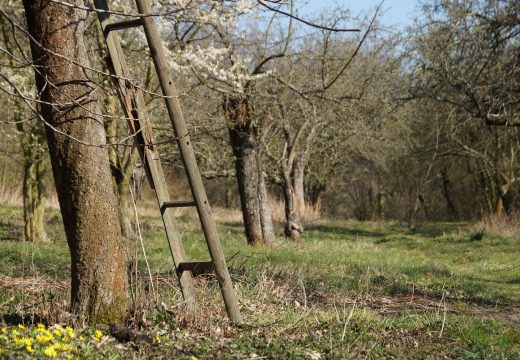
top-left (23, 0), bottom-right (128, 324)
top-left (225, 97), bottom-right (274, 245)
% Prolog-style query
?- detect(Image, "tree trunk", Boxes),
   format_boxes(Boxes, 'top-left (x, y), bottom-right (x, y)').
top-left (376, 190), bottom-right (385, 220)
top-left (226, 97), bottom-right (274, 245)
top-left (224, 186), bottom-right (234, 208)
top-left (494, 196), bottom-right (504, 217)
top-left (258, 170), bottom-right (276, 244)
top-left (292, 158), bottom-right (306, 220)
top-left (97, 22), bottom-right (136, 240)
top-left (494, 183), bottom-right (510, 217)
top-left (22, 159), bottom-right (47, 243)
top-left (23, 0), bottom-right (128, 324)
top-left (307, 182), bottom-right (326, 207)
top-left (1, 16), bottom-right (48, 243)
top-left (105, 107), bottom-right (135, 240)
top-left (441, 165), bottom-right (458, 220)
top-left (281, 165), bottom-right (303, 241)
top-left (229, 126), bottom-right (266, 245)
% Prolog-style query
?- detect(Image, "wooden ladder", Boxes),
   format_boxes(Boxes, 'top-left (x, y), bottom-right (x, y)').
top-left (93, 0), bottom-right (242, 323)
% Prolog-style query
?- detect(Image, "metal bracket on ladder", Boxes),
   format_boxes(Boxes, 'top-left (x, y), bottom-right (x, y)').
top-left (94, 0), bottom-right (242, 323)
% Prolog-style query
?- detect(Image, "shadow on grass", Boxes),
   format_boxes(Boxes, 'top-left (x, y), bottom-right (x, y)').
top-left (306, 224), bottom-right (386, 239)
top-left (0, 220), bottom-right (23, 241)
top-left (408, 221), bottom-right (469, 238)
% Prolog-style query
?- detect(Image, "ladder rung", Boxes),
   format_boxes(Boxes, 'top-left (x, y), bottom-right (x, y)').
top-left (104, 19), bottom-right (143, 33)
top-left (161, 201), bottom-right (196, 211)
top-left (177, 261), bottom-right (215, 277)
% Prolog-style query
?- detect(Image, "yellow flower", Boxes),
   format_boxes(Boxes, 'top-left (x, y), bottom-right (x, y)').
top-left (26, 345), bottom-right (34, 353)
top-left (18, 337), bottom-right (32, 347)
top-left (36, 327), bottom-right (50, 334)
top-left (93, 330), bottom-right (103, 341)
top-left (65, 326), bottom-right (75, 338)
top-left (14, 336), bottom-right (32, 347)
top-left (36, 334), bottom-right (54, 343)
top-left (37, 323), bottom-right (46, 329)
top-left (11, 329), bottom-right (20, 337)
top-left (53, 327), bottom-right (63, 337)
top-left (154, 335), bottom-right (161, 343)
top-left (17, 324), bottom-right (25, 330)
top-left (55, 343), bottom-right (63, 351)
top-left (43, 345), bottom-right (58, 357)
top-left (1, 328), bottom-right (6, 334)
top-left (191, 357), bottom-right (199, 360)
top-left (67, 355), bottom-right (73, 360)
top-left (13, 337), bottom-right (22, 346)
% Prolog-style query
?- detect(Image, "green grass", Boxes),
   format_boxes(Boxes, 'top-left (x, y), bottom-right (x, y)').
top-left (0, 204), bottom-right (519, 359)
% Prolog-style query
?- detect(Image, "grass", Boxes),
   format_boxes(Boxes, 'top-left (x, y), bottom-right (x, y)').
top-left (0, 203), bottom-right (519, 359)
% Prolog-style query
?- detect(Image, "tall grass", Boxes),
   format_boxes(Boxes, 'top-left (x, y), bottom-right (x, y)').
top-left (0, 184), bottom-right (22, 206)
top-left (268, 197), bottom-right (321, 225)
top-left (473, 211), bottom-right (520, 238)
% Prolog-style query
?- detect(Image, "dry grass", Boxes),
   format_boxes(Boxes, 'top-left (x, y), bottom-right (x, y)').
top-left (0, 184), bottom-right (22, 206)
top-left (473, 211), bottom-right (520, 238)
top-left (0, 184), bottom-right (60, 209)
top-left (268, 197), bottom-right (322, 226)
top-left (0, 274), bottom-right (72, 325)
top-left (211, 206), bottom-right (243, 223)
top-left (0, 274), bottom-right (67, 294)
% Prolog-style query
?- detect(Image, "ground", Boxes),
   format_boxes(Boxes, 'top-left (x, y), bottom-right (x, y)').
top-left (0, 204), bottom-right (519, 359)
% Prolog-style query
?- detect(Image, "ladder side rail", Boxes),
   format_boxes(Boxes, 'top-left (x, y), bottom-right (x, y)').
top-left (134, 0), bottom-right (242, 323)
top-left (93, 0), bottom-right (197, 311)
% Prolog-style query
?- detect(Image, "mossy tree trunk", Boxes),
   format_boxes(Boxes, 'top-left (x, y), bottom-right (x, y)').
top-left (16, 106), bottom-right (49, 243)
top-left (22, 153), bottom-right (48, 243)
top-left (22, 0), bottom-right (128, 324)
top-left (1, 15), bottom-right (48, 243)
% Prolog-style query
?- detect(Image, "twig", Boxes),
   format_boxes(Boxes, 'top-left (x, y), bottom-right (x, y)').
top-left (439, 287), bottom-right (447, 338)
top-left (299, 278), bottom-right (307, 310)
top-left (257, 0), bottom-right (360, 32)
top-left (341, 300), bottom-right (356, 341)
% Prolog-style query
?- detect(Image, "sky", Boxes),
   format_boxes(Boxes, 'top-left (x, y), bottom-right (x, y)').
top-left (300, 0), bottom-right (419, 30)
